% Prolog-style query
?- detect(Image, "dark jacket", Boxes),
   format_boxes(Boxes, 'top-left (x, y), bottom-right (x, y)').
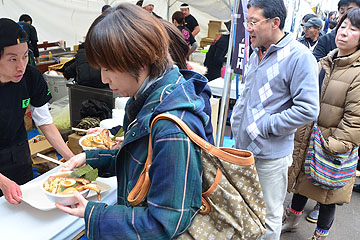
top-left (63, 44), bottom-right (108, 88)
top-left (204, 34), bottom-right (230, 80)
top-left (313, 30), bottom-right (337, 61)
top-left (296, 31), bottom-right (324, 51)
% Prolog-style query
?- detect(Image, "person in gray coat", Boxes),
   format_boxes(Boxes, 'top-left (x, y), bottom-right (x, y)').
top-left (230, 0), bottom-right (319, 239)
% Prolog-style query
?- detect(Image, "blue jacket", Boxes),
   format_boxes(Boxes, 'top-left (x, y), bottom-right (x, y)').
top-left (84, 67), bottom-right (212, 239)
top-left (230, 33), bottom-right (319, 160)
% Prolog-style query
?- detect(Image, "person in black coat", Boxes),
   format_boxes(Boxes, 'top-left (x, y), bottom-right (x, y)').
top-left (62, 43), bottom-right (108, 89)
top-left (204, 21), bottom-right (231, 81)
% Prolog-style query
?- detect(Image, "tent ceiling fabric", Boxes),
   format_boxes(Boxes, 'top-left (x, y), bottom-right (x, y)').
top-left (0, 0), bottom-right (231, 49)
top-left (0, 0), bottom-right (339, 53)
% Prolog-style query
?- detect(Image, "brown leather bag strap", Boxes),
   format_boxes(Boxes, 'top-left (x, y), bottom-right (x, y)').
top-left (128, 113), bottom-right (254, 206)
top-left (150, 113), bottom-right (254, 165)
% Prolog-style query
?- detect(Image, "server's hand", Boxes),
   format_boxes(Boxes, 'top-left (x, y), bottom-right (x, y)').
top-left (0, 175), bottom-right (22, 204)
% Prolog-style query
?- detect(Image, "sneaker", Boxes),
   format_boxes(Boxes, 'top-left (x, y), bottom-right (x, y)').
top-left (282, 208), bottom-right (302, 233)
top-left (306, 202), bottom-right (320, 224)
top-left (310, 229), bottom-right (328, 239)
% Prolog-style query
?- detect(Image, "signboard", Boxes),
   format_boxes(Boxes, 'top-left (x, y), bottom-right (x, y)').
top-left (231, 0), bottom-right (249, 75)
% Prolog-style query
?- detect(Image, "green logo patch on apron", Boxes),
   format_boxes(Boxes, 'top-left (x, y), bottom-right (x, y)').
top-left (22, 98), bottom-right (30, 108)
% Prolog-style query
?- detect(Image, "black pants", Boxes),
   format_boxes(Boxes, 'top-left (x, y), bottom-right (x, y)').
top-left (0, 141), bottom-right (33, 197)
top-left (291, 193), bottom-right (335, 230)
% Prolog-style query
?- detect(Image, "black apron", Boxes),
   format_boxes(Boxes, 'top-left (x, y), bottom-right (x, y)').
top-left (0, 141), bottom-right (33, 197)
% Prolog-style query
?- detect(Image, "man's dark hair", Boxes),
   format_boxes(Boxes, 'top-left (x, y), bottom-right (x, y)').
top-left (302, 13), bottom-right (317, 22)
top-left (19, 14), bottom-right (32, 23)
top-left (172, 11), bottom-right (185, 25)
top-left (247, 0), bottom-right (287, 30)
top-left (336, 8), bottom-right (360, 32)
top-left (136, 0), bottom-right (143, 6)
top-left (338, 0), bottom-right (349, 10)
top-left (348, 0), bottom-right (360, 7)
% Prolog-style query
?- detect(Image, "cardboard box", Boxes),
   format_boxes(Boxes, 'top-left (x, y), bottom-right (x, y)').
top-left (200, 37), bottom-right (215, 48)
top-left (67, 133), bottom-right (83, 155)
top-left (210, 97), bottom-right (220, 140)
top-left (28, 135), bottom-right (54, 164)
top-left (208, 20), bottom-right (222, 39)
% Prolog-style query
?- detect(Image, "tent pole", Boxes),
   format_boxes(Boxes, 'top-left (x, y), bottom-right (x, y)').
top-left (215, 0), bottom-right (239, 147)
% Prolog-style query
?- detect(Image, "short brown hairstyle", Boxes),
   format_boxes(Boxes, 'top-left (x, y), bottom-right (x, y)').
top-left (85, 3), bottom-right (171, 81)
top-left (172, 11), bottom-right (185, 25)
top-left (161, 20), bottom-right (189, 69)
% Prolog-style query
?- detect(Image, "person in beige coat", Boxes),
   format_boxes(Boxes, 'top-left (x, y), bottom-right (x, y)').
top-left (282, 8), bottom-right (360, 240)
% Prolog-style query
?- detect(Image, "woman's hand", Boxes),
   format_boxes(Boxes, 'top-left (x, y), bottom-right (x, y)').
top-left (87, 127), bottom-right (105, 135)
top-left (59, 152), bottom-right (86, 172)
top-left (0, 175), bottom-right (22, 205)
top-left (56, 191), bottom-right (88, 218)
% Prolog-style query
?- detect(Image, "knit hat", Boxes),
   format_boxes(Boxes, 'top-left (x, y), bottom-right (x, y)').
top-left (301, 17), bottom-right (323, 29)
top-left (0, 18), bottom-right (28, 50)
top-left (142, 0), bottom-right (156, 7)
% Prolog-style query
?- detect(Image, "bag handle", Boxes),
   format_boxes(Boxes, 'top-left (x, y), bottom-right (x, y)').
top-left (128, 113), bottom-right (254, 206)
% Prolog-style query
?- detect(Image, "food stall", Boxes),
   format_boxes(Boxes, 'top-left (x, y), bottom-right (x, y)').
top-left (0, 166), bottom-right (117, 240)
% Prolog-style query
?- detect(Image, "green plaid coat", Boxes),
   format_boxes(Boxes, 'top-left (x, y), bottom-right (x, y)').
top-left (84, 67), bottom-right (212, 239)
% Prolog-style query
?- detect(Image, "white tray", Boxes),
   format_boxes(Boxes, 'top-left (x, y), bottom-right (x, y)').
top-left (20, 179), bottom-right (111, 211)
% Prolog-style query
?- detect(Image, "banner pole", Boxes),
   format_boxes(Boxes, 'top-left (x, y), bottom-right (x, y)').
top-left (215, 0), bottom-right (239, 147)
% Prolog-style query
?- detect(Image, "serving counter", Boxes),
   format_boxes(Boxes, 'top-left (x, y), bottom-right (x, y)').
top-left (208, 77), bottom-right (239, 100)
top-left (0, 167), bottom-right (117, 240)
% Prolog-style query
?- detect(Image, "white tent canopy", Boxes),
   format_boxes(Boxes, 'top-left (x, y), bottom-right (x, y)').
top-left (0, 0), bottom-right (235, 49)
top-left (0, 0), bottom-right (339, 50)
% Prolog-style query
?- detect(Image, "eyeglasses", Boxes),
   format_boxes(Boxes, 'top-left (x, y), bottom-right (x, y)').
top-left (303, 26), bottom-right (314, 31)
top-left (243, 18), bottom-right (270, 29)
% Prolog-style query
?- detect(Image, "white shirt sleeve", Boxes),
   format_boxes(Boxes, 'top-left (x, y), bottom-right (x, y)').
top-left (30, 103), bottom-right (53, 126)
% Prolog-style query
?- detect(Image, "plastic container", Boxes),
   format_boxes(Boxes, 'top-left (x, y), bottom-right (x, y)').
top-left (43, 71), bottom-right (70, 103)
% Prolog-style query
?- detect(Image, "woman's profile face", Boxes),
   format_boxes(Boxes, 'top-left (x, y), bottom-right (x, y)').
top-left (100, 67), bottom-right (148, 97)
top-left (336, 18), bottom-right (360, 54)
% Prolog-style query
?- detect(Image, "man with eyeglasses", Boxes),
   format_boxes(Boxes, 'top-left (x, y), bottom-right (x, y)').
top-left (297, 17), bottom-right (324, 52)
top-left (230, 0), bottom-right (319, 239)
top-left (313, 0), bottom-right (360, 61)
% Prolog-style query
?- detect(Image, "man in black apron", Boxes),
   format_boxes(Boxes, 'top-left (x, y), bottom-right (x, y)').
top-left (0, 18), bottom-right (74, 204)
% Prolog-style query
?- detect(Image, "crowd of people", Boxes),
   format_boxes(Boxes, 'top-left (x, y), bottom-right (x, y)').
top-left (0, 0), bottom-right (359, 239)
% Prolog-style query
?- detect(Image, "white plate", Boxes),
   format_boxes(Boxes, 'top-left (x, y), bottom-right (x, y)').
top-left (20, 179), bottom-right (111, 211)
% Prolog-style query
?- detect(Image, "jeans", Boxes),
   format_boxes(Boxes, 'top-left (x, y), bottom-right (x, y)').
top-left (255, 154), bottom-right (293, 240)
top-left (291, 193), bottom-right (335, 230)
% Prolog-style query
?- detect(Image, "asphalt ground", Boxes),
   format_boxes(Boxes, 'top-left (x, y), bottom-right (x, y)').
top-left (281, 177), bottom-right (360, 240)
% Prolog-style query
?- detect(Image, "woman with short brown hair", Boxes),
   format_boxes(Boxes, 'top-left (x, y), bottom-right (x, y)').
top-left (57, 3), bottom-right (213, 239)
